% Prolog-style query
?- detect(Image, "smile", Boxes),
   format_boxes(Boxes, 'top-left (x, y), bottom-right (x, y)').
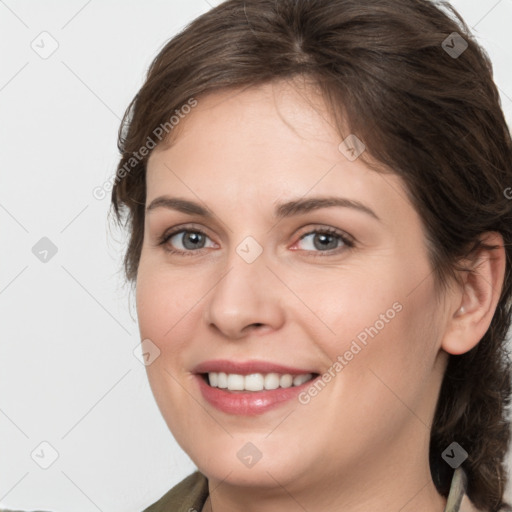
top-left (192, 360), bottom-right (321, 415)
top-left (205, 371), bottom-right (315, 391)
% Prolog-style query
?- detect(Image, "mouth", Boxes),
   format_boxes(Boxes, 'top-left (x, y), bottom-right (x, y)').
top-left (195, 372), bottom-right (321, 415)
top-left (199, 371), bottom-right (319, 392)
top-left (192, 360), bottom-right (321, 415)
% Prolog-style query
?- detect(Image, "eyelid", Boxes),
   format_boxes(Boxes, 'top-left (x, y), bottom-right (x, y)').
top-left (158, 223), bottom-right (214, 241)
top-left (295, 224), bottom-right (355, 244)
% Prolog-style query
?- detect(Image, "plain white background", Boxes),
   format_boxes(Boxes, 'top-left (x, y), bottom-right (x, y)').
top-left (0, 1), bottom-right (511, 511)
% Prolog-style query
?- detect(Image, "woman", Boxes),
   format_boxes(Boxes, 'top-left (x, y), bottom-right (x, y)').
top-left (111, 0), bottom-right (512, 511)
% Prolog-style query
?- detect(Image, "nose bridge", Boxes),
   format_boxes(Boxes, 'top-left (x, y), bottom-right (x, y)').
top-left (203, 238), bottom-right (284, 338)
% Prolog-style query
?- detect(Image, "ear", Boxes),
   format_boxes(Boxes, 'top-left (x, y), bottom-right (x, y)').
top-left (441, 232), bottom-right (506, 356)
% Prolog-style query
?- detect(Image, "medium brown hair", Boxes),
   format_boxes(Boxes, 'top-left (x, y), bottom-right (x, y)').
top-left (111, 0), bottom-right (512, 509)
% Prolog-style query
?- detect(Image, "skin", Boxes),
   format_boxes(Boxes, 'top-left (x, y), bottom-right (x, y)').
top-left (136, 78), bottom-right (505, 512)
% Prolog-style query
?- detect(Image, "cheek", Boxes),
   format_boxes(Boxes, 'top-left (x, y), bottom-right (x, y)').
top-left (309, 259), bottom-right (440, 389)
top-left (136, 259), bottom-right (203, 340)
top-left (135, 264), bottom-right (207, 440)
top-left (298, 280), bottom-right (441, 449)
top-left (135, 264), bottom-right (206, 405)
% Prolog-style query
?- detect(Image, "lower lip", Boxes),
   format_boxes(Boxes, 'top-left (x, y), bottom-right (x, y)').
top-left (195, 374), bottom-right (319, 416)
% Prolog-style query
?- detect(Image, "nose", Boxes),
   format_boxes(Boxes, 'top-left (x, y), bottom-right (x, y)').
top-left (203, 249), bottom-right (286, 340)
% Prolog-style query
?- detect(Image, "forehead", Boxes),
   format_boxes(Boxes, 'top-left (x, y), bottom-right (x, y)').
top-left (150, 80), bottom-right (342, 166)
top-left (145, 80), bottom-right (412, 224)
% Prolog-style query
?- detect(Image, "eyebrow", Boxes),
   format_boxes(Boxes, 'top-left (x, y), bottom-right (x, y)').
top-left (146, 195), bottom-right (380, 221)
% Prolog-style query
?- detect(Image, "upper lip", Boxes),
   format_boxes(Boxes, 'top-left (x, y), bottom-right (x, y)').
top-left (192, 359), bottom-right (318, 376)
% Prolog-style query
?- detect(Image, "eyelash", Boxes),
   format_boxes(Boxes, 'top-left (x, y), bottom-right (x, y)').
top-left (157, 224), bottom-right (355, 257)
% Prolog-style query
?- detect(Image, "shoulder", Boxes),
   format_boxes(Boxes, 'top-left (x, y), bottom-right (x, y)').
top-left (0, 468), bottom-right (490, 512)
top-left (142, 470), bottom-right (209, 512)
top-left (0, 472), bottom-right (209, 512)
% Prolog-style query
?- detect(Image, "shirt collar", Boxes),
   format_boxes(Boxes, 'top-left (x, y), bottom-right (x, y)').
top-left (444, 467), bottom-right (482, 512)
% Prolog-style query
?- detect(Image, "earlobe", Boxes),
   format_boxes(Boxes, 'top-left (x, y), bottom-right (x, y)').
top-left (441, 232), bottom-right (506, 356)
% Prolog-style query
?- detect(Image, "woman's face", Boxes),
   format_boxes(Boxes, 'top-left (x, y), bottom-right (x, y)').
top-left (137, 80), bottom-right (450, 493)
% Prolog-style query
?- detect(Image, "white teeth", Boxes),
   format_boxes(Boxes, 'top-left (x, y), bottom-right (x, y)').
top-left (245, 373), bottom-right (265, 391)
top-left (280, 374), bottom-right (293, 388)
top-left (264, 373), bottom-right (280, 390)
top-left (292, 374), bottom-right (312, 386)
top-left (206, 372), bottom-right (314, 391)
top-left (208, 372), bottom-right (218, 387)
top-left (227, 374), bottom-right (245, 391)
top-left (217, 372), bottom-right (228, 389)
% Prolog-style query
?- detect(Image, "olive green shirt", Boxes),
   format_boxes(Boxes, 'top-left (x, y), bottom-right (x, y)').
top-left (141, 466), bottom-right (483, 512)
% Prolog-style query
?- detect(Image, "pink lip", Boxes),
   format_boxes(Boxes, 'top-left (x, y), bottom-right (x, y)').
top-left (192, 359), bottom-right (320, 416)
top-left (192, 359), bottom-right (316, 375)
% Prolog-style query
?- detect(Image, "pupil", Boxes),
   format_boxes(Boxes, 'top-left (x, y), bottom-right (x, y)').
top-left (184, 232), bottom-right (204, 250)
top-left (314, 233), bottom-right (337, 251)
